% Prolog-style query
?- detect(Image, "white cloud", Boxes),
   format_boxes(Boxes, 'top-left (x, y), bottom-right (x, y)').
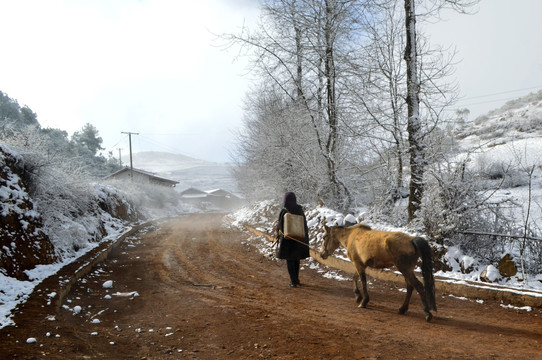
top-left (0, 0), bottom-right (258, 162)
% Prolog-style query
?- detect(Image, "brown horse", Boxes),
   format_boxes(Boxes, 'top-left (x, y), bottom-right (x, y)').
top-left (319, 224), bottom-right (437, 322)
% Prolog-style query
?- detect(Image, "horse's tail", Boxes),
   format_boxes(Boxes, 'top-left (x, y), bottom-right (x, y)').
top-left (413, 237), bottom-right (437, 312)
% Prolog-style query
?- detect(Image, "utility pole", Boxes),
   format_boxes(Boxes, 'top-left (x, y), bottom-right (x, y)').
top-left (117, 148), bottom-right (122, 167)
top-left (121, 132), bottom-right (139, 180)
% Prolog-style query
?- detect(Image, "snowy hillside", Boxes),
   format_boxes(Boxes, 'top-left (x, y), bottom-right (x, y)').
top-left (454, 91), bottom-right (542, 229)
top-left (0, 143), bottom-right (144, 328)
top-left (0, 145), bottom-right (194, 328)
top-left (122, 151), bottom-right (239, 194)
top-left (231, 91), bottom-right (542, 295)
top-left (457, 90), bottom-right (542, 148)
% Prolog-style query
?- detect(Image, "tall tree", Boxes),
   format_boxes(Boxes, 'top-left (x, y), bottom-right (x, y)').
top-left (342, 0), bottom-right (459, 218)
top-left (233, 85), bottom-right (322, 201)
top-left (71, 123), bottom-right (104, 157)
top-left (0, 91), bottom-right (40, 132)
top-left (404, 0), bottom-right (423, 221)
top-left (402, 0), bottom-right (478, 222)
top-left (347, 1), bottom-right (408, 195)
top-left (224, 0), bottom-right (364, 208)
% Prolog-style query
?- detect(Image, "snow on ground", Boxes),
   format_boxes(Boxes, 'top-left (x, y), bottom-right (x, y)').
top-left (456, 96), bottom-right (542, 233)
top-left (460, 136), bottom-right (542, 226)
top-left (0, 142), bottom-right (231, 330)
top-left (228, 202), bottom-right (542, 300)
top-left (452, 126), bottom-right (542, 286)
top-left (0, 193), bottom-right (205, 329)
top-left (3, 200), bottom-right (539, 331)
top-left (0, 221), bottom-right (131, 329)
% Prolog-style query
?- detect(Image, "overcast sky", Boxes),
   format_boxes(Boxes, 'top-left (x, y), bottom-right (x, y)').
top-left (0, 0), bottom-right (259, 163)
top-left (427, 0), bottom-right (542, 120)
top-left (1, 0), bottom-right (541, 163)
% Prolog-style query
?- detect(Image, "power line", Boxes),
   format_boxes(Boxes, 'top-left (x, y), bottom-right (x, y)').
top-left (444, 85), bottom-right (542, 113)
top-left (103, 134), bottom-right (124, 154)
top-left (460, 85), bottom-right (542, 101)
top-left (456, 95), bottom-right (529, 107)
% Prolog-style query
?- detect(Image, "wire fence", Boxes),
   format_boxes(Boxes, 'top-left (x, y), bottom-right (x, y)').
top-left (460, 230), bottom-right (542, 243)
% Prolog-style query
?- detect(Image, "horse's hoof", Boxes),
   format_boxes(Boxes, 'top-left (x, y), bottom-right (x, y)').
top-left (398, 308), bottom-right (407, 315)
top-left (358, 303), bottom-right (368, 309)
top-left (425, 313), bottom-right (433, 322)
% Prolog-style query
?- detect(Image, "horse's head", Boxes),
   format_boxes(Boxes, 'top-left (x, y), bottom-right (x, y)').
top-left (319, 225), bottom-right (339, 259)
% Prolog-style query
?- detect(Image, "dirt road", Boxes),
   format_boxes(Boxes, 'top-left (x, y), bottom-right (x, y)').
top-left (2, 213), bottom-right (542, 359)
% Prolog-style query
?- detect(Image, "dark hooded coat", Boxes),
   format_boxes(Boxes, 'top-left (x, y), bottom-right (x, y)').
top-left (276, 193), bottom-right (310, 260)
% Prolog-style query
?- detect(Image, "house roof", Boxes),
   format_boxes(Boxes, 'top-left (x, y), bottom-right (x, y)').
top-left (180, 187), bottom-right (208, 197)
top-left (104, 167), bottom-right (179, 186)
top-left (180, 187), bottom-right (241, 200)
top-left (206, 189), bottom-right (240, 199)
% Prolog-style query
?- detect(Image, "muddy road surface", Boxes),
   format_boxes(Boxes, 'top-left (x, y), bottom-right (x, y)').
top-left (1, 213), bottom-right (542, 359)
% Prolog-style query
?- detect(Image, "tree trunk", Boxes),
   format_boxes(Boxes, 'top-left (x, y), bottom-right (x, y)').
top-left (292, 0), bottom-right (304, 100)
top-left (404, 0), bottom-right (425, 222)
top-left (322, 0), bottom-right (352, 210)
top-left (324, 0), bottom-right (339, 199)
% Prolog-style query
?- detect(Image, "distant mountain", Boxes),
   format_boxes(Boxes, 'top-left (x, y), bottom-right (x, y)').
top-left (122, 151), bottom-right (239, 195)
top-left (122, 151), bottom-right (210, 172)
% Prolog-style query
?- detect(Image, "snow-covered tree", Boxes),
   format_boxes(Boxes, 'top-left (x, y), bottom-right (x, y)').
top-left (0, 91), bottom-right (40, 133)
top-left (402, 0), bottom-right (478, 222)
top-left (224, 0), bottom-right (372, 208)
top-left (71, 123), bottom-right (104, 157)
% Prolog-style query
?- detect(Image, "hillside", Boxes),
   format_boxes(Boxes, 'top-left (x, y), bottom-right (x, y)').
top-left (121, 151), bottom-right (208, 172)
top-left (454, 90), bottom-right (542, 227)
top-left (0, 145), bottom-right (195, 328)
top-left (122, 151), bottom-right (239, 194)
top-left (457, 89), bottom-right (542, 147)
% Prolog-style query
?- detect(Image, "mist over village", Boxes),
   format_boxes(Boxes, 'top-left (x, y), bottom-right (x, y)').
top-left (1, 0), bottom-right (542, 358)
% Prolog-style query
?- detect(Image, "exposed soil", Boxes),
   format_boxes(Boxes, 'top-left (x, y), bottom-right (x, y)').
top-left (2, 213), bottom-right (542, 359)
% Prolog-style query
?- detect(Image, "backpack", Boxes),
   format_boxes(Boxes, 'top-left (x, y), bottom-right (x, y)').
top-left (283, 212), bottom-right (306, 241)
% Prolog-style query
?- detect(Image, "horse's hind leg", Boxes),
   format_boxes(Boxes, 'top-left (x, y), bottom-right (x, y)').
top-left (358, 271), bottom-right (370, 308)
top-left (403, 271), bottom-right (432, 322)
top-left (352, 273), bottom-right (362, 304)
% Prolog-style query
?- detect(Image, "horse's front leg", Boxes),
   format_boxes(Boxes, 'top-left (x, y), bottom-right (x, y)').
top-left (352, 273), bottom-right (362, 304)
top-left (353, 262), bottom-right (370, 308)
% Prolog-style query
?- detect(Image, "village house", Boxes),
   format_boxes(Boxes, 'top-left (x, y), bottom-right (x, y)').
top-left (104, 167), bottom-right (179, 187)
top-left (180, 187), bottom-right (243, 210)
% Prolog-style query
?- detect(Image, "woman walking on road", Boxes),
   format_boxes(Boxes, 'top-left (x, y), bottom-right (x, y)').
top-left (276, 192), bottom-right (310, 287)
